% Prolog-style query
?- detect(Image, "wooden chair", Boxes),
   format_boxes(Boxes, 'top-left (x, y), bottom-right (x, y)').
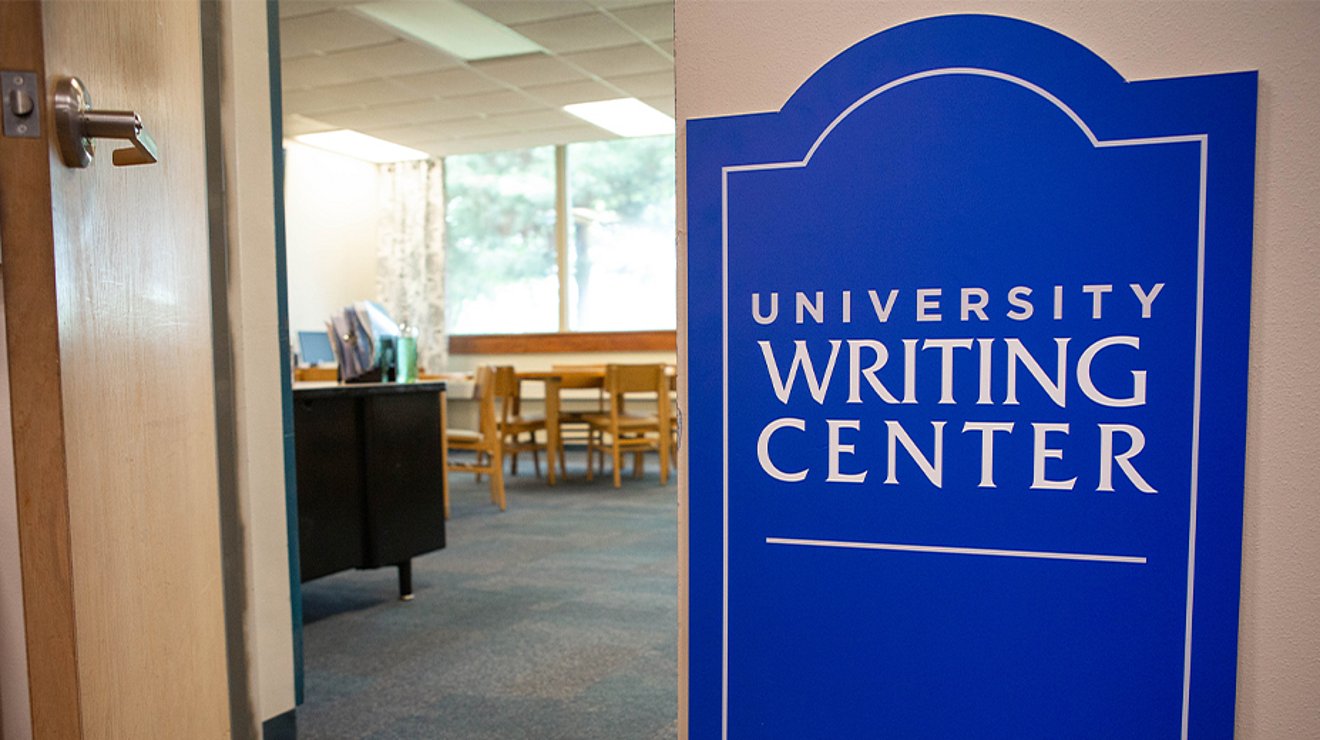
top-left (584, 364), bottom-right (671, 488)
top-left (493, 366), bottom-right (546, 478)
top-left (445, 366), bottom-right (506, 513)
top-left (551, 364), bottom-right (606, 475)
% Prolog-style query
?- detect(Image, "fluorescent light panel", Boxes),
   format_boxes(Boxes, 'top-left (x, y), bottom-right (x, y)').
top-left (563, 98), bottom-right (674, 138)
top-left (355, 0), bottom-right (542, 61)
top-left (293, 130), bottom-right (429, 164)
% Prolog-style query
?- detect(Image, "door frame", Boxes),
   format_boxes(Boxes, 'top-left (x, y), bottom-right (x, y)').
top-left (0, 3), bottom-right (82, 734)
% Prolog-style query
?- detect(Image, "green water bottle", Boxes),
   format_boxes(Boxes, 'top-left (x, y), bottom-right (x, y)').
top-left (396, 323), bottom-right (418, 383)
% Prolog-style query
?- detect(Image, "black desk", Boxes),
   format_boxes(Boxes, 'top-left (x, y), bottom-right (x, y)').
top-left (293, 381), bottom-right (447, 600)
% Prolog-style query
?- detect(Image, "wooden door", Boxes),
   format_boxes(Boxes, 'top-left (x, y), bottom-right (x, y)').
top-left (0, 1), bottom-right (232, 736)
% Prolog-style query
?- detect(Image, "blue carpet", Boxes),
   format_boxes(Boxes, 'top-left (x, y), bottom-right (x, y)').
top-left (298, 459), bottom-right (679, 739)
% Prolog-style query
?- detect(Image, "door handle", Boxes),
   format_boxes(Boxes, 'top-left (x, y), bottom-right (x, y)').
top-left (53, 76), bottom-right (158, 168)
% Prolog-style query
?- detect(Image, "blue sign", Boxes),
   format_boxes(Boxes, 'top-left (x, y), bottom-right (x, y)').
top-left (685, 15), bottom-right (1255, 739)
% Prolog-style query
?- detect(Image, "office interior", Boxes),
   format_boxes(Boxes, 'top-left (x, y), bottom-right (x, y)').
top-left (280, 1), bottom-right (681, 737)
top-left (0, 1), bottom-right (1317, 738)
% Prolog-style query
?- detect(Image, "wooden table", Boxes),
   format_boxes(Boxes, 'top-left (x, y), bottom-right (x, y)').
top-left (516, 369), bottom-right (604, 485)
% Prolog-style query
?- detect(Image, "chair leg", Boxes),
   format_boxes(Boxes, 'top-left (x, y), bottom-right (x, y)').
top-left (612, 440), bottom-right (622, 488)
top-left (659, 435), bottom-right (670, 485)
top-left (510, 448), bottom-right (519, 475)
top-left (442, 467), bottom-right (451, 520)
top-left (586, 431), bottom-right (597, 482)
top-left (491, 446), bottom-right (507, 511)
top-left (633, 450), bottom-right (644, 479)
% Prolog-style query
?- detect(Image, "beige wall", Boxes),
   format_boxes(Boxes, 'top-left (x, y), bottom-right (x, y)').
top-left (674, 1), bottom-right (1320, 736)
top-left (284, 142), bottom-right (379, 339)
top-left (219, 0), bottom-right (296, 728)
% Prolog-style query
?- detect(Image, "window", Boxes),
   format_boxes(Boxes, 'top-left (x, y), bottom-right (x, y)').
top-left (567, 136), bottom-right (677, 331)
top-left (444, 136), bottom-right (676, 335)
top-left (444, 147), bottom-right (557, 334)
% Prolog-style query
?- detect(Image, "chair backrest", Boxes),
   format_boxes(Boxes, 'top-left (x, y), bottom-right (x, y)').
top-left (603, 364), bottom-right (669, 425)
top-left (470, 366), bottom-right (500, 443)
top-left (604, 363), bottom-right (664, 394)
top-left (491, 366), bottom-right (523, 424)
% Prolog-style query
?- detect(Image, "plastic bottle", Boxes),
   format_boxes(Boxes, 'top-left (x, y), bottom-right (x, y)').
top-left (396, 323), bottom-right (418, 383)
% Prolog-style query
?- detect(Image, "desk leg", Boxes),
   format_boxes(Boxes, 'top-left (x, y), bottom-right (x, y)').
top-left (545, 378), bottom-right (561, 486)
top-left (398, 560), bottom-right (414, 601)
top-left (439, 390), bottom-right (450, 519)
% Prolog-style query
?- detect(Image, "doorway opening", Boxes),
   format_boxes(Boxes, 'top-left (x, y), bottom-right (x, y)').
top-left (272, 1), bottom-right (679, 736)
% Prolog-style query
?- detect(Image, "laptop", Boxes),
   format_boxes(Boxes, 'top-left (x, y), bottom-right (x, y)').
top-left (298, 330), bottom-right (337, 366)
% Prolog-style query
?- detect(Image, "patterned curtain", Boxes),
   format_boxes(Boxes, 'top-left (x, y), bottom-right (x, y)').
top-left (376, 158), bottom-right (447, 372)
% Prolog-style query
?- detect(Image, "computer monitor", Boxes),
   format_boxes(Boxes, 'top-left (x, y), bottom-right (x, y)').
top-left (298, 330), bottom-right (336, 366)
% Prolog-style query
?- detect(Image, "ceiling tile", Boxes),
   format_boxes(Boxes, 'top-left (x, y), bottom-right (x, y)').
top-left (606, 70), bottom-right (672, 98)
top-left (591, 0), bottom-right (661, 7)
top-left (607, 3), bottom-right (672, 41)
top-left (445, 89), bottom-right (543, 116)
top-left (279, 1), bottom-right (359, 19)
top-left (284, 114), bottom-right (338, 136)
top-left (381, 97), bottom-right (483, 124)
top-left (360, 120), bottom-right (483, 146)
top-left (311, 107), bottom-right (402, 131)
top-left (424, 126), bottom-right (612, 156)
top-left (561, 43), bottom-right (670, 78)
top-left (547, 126), bottom-right (623, 145)
top-left (459, 0), bottom-right (595, 25)
top-left (284, 78), bottom-right (425, 116)
top-left (470, 53), bottom-right (589, 87)
top-left (396, 67), bottom-right (507, 97)
top-left (511, 13), bottom-right (639, 54)
top-left (278, 2), bottom-right (676, 154)
top-left (641, 94), bottom-right (673, 117)
top-left (446, 118), bottom-right (529, 140)
top-left (322, 40), bottom-right (462, 79)
top-left (282, 53), bottom-right (373, 89)
top-left (522, 78), bottom-right (621, 106)
top-left (480, 109), bottom-right (582, 134)
top-left (280, 10), bottom-right (399, 58)
top-left (282, 88), bottom-right (352, 116)
top-left (315, 96), bottom-right (479, 130)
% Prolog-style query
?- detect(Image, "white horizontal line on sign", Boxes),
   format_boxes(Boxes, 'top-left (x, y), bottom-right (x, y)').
top-left (765, 537), bottom-right (1147, 564)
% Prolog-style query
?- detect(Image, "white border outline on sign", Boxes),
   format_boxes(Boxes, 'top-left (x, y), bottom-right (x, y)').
top-left (765, 537), bottom-right (1149, 564)
top-left (718, 67), bottom-right (1207, 740)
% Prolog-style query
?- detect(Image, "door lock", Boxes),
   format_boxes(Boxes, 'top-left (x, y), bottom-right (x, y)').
top-left (1, 71), bottom-right (40, 138)
top-left (53, 76), bottom-right (158, 168)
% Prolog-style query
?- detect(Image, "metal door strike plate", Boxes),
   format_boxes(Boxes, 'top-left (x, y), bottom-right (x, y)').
top-left (2, 71), bottom-right (41, 138)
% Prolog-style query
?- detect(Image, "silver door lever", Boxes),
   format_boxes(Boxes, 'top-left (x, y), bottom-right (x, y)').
top-left (53, 76), bottom-right (158, 168)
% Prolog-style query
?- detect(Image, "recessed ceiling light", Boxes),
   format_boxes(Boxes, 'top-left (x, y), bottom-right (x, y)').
top-left (354, 0), bottom-right (543, 62)
top-left (563, 98), bottom-right (674, 138)
top-left (292, 130), bottom-right (430, 164)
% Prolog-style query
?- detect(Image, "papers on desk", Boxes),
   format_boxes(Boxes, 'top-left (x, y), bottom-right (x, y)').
top-left (326, 300), bottom-right (401, 382)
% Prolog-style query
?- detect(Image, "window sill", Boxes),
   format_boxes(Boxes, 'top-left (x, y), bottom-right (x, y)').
top-left (449, 330), bottom-right (676, 355)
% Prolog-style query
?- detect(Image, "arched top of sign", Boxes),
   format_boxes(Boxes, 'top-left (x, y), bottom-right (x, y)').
top-left (695, 13), bottom-right (1253, 175)
top-left (788, 67), bottom-right (1203, 173)
top-left (781, 14), bottom-right (1126, 126)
